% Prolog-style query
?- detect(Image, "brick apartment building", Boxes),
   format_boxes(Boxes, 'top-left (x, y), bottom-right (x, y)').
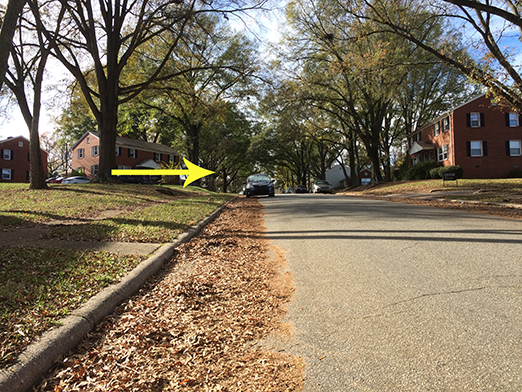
top-left (408, 95), bottom-right (522, 178)
top-left (0, 135), bottom-right (48, 183)
top-left (72, 132), bottom-right (180, 183)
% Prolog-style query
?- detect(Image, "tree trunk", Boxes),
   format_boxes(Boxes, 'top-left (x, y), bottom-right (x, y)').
top-left (97, 117), bottom-right (118, 182)
top-left (0, 0), bottom-right (26, 90)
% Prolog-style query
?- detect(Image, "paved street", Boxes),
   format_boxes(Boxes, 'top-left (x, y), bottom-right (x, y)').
top-left (260, 194), bottom-right (522, 391)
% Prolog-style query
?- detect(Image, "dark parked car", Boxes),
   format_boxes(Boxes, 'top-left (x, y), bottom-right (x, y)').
top-left (117, 175), bottom-right (143, 184)
top-left (244, 174), bottom-right (275, 197)
top-left (295, 184), bottom-right (307, 193)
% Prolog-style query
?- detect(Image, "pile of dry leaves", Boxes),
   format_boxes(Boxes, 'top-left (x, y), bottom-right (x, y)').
top-left (36, 197), bottom-right (304, 391)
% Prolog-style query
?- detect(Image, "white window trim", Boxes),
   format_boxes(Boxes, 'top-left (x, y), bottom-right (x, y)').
top-left (3, 149), bottom-right (12, 160)
top-left (443, 117), bottom-right (450, 131)
top-left (437, 145), bottom-right (449, 161)
top-left (92, 145), bottom-right (99, 156)
top-left (77, 148), bottom-right (84, 159)
top-left (129, 149), bottom-right (137, 158)
top-left (2, 168), bottom-right (12, 180)
top-left (509, 113), bottom-right (519, 127)
top-left (470, 141), bottom-right (483, 157)
top-left (470, 113), bottom-right (480, 128)
top-left (509, 140), bottom-right (521, 156)
top-left (91, 164), bottom-right (99, 175)
top-left (434, 123), bottom-right (440, 136)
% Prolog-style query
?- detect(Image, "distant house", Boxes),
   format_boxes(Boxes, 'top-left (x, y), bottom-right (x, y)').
top-left (0, 136), bottom-right (48, 183)
top-left (71, 132), bottom-right (180, 183)
top-left (326, 165), bottom-right (350, 188)
top-left (325, 165), bottom-right (373, 187)
top-left (359, 169), bottom-right (372, 185)
top-left (408, 95), bottom-right (522, 178)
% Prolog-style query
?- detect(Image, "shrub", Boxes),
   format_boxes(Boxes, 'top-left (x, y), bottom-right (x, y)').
top-left (405, 161), bottom-right (441, 180)
top-left (438, 165), bottom-right (464, 179)
top-left (430, 167), bottom-right (441, 179)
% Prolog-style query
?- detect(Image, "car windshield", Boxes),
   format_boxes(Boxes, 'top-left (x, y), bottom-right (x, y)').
top-left (315, 181), bottom-right (330, 185)
top-left (248, 174), bottom-right (270, 182)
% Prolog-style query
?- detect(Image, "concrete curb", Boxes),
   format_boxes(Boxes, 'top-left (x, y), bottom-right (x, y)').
top-left (0, 197), bottom-right (236, 392)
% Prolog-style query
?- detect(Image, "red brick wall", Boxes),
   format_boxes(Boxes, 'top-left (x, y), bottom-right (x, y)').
top-left (452, 96), bottom-right (522, 178)
top-left (72, 135), bottom-right (99, 176)
top-left (0, 136), bottom-right (48, 183)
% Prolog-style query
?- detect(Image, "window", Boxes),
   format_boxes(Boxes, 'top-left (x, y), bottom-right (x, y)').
top-left (2, 169), bottom-right (12, 180)
top-left (117, 165), bottom-right (132, 169)
top-left (470, 141), bottom-right (483, 157)
top-left (507, 113), bottom-right (519, 127)
top-left (3, 149), bottom-right (12, 160)
top-left (92, 145), bottom-right (99, 156)
top-left (77, 167), bottom-right (85, 174)
top-left (169, 155), bottom-right (176, 163)
top-left (442, 117), bottom-right (450, 131)
top-left (86, 137), bottom-right (90, 144)
top-left (18, 141), bottom-right (23, 147)
top-left (437, 144), bottom-right (449, 161)
top-left (154, 153), bottom-right (161, 162)
top-left (128, 149), bottom-right (137, 158)
top-left (115, 146), bottom-right (121, 156)
top-left (91, 165), bottom-right (99, 175)
top-left (508, 140), bottom-right (521, 156)
top-left (467, 112), bottom-right (484, 128)
top-left (434, 122), bottom-right (440, 136)
top-left (77, 148), bottom-right (84, 159)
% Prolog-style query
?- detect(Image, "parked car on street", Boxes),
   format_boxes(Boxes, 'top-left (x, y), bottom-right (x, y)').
top-left (62, 176), bottom-right (91, 184)
top-left (284, 187), bottom-right (294, 194)
top-left (117, 175), bottom-right (143, 184)
top-left (295, 184), bottom-right (307, 193)
top-left (48, 176), bottom-right (66, 183)
top-left (311, 180), bottom-right (333, 194)
top-left (244, 173), bottom-right (275, 197)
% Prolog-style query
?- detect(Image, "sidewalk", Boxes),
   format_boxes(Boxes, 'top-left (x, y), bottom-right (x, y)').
top-left (0, 228), bottom-right (162, 255)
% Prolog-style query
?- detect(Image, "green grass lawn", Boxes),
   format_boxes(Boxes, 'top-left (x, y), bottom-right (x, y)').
top-left (0, 183), bottom-right (234, 368)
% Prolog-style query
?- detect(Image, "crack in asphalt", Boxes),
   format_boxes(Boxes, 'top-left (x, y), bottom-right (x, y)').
top-left (384, 287), bottom-right (487, 308)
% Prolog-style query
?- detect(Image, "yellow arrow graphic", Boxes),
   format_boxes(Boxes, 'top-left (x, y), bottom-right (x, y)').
top-left (111, 157), bottom-right (215, 188)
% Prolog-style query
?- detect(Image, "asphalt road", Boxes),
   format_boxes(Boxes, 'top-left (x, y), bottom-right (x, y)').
top-left (260, 194), bottom-right (522, 391)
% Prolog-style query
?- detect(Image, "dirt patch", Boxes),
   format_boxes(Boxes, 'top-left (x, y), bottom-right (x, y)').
top-left (36, 197), bottom-right (304, 391)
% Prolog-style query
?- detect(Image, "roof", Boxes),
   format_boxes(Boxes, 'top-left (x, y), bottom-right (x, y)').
top-left (136, 159), bottom-right (161, 169)
top-left (0, 135), bottom-right (30, 144)
top-left (72, 131), bottom-right (178, 155)
top-left (414, 94), bottom-right (487, 133)
top-left (0, 135), bottom-right (49, 154)
top-left (409, 141), bottom-right (435, 155)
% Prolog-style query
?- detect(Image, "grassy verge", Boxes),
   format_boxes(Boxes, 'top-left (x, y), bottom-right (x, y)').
top-left (0, 183), bottom-right (224, 229)
top-left (44, 195), bottom-right (233, 243)
top-left (0, 184), bottom-right (234, 369)
top-left (0, 247), bottom-right (145, 368)
top-left (346, 179), bottom-right (522, 203)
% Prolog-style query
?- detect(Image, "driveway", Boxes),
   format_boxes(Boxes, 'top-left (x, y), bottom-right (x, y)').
top-left (261, 194), bottom-right (522, 391)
